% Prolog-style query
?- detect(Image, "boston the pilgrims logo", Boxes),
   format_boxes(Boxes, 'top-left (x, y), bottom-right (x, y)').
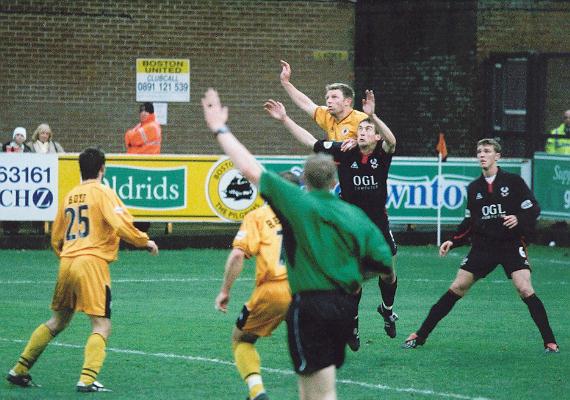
top-left (206, 158), bottom-right (264, 222)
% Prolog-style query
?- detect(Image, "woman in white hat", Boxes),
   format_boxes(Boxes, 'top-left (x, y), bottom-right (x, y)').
top-left (2, 127), bottom-right (31, 152)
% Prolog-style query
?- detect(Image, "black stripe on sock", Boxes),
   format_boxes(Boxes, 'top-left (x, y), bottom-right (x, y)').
top-left (243, 372), bottom-right (260, 380)
top-left (92, 333), bottom-right (107, 344)
top-left (42, 324), bottom-right (56, 337)
top-left (81, 371), bottom-right (98, 380)
top-left (82, 367), bottom-right (99, 375)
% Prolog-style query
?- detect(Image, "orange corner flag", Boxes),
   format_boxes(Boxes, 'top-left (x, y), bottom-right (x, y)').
top-left (436, 133), bottom-right (448, 161)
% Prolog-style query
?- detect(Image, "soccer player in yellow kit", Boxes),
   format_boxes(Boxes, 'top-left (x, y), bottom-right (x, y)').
top-left (215, 172), bottom-right (300, 400)
top-left (280, 60), bottom-right (367, 141)
top-left (6, 147), bottom-right (159, 392)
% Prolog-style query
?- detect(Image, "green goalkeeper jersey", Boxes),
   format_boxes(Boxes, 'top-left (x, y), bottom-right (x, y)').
top-left (259, 170), bottom-right (392, 294)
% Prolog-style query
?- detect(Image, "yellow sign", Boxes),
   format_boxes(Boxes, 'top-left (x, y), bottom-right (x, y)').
top-left (136, 58), bottom-right (190, 102)
top-left (58, 154), bottom-right (263, 222)
top-left (136, 59), bottom-right (190, 74)
top-left (312, 50), bottom-right (349, 61)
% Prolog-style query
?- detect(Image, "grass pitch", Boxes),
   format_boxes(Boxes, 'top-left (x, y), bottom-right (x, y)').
top-left (0, 245), bottom-right (569, 399)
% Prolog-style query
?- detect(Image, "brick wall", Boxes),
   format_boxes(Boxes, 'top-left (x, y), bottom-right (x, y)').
top-left (0, 0), bottom-right (355, 155)
top-left (354, 0), bottom-right (570, 157)
top-left (477, 1), bottom-right (570, 61)
top-left (355, 1), bottom-right (479, 157)
top-left (3, 1), bottom-right (569, 158)
top-left (477, 1), bottom-right (570, 155)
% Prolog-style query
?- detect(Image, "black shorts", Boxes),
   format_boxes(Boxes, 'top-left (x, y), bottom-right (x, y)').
top-left (286, 290), bottom-right (357, 375)
top-left (460, 242), bottom-right (531, 279)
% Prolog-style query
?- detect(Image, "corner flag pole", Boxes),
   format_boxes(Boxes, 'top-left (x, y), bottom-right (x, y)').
top-left (437, 151), bottom-right (443, 246)
top-left (435, 133), bottom-right (448, 246)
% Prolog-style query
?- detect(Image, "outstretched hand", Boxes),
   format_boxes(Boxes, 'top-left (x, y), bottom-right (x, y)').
top-left (146, 240), bottom-right (159, 256)
top-left (340, 138), bottom-right (357, 152)
top-left (362, 89), bottom-right (375, 116)
top-left (264, 99), bottom-right (287, 121)
top-left (202, 88), bottom-right (228, 132)
top-left (280, 60), bottom-right (291, 84)
top-left (215, 291), bottom-right (230, 313)
top-left (502, 215), bottom-right (519, 229)
top-left (439, 240), bottom-right (453, 257)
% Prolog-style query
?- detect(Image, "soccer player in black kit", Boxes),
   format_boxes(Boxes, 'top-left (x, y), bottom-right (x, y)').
top-left (403, 138), bottom-right (559, 353)
top-left (264, 91), bottom-right (399, 350)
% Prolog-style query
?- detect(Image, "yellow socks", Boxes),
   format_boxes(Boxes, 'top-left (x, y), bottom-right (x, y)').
top-left (79, 333), bottom-right (107, 385)
top-left (233, 341), bottom-right (265, 399)
top-left (13, 324), bottom-right (54, 375)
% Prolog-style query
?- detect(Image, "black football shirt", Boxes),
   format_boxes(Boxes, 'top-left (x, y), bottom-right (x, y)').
top-left (314, 140), bottom-right (392, 226)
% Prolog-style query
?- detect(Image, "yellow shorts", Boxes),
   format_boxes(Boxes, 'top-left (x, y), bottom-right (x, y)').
top-left (237, 280), bottom-right (291, 337)
top-left (51, 255), bottom-right (111, 318)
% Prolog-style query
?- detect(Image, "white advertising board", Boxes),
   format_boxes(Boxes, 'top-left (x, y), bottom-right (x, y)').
top-left (0, 153), bottom-right (59, 221)
top-left (136, 58), bottom-right (190, 102)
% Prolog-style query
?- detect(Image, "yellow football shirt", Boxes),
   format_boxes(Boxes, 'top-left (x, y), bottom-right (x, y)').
top-left (232, 205), bottom-right (287, 286)
top-left (314, 106), bottom-right (368, 141)
top-left (51, 180), bottom-right (149, 262)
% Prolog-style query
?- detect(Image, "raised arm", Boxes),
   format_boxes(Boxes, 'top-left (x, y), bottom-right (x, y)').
top-left (264, 99), bottom-right (317, 148)
top-left (202, 88), bottom-right (263, 186)
top-left (363, 90), bottom-right (396, 154)
top-left (279, 60), bottom-right (318, 117)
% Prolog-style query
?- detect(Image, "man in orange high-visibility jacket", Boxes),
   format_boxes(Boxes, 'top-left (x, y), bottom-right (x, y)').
top-left (125, 102), bottom-right (162, 154)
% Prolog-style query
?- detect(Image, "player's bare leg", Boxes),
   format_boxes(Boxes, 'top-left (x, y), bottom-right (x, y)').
top-left (298, 365), bottom-right (336, 400)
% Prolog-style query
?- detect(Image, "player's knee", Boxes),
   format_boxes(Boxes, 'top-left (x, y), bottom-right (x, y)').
top-left (91, 318), bottom-right (111, 339)
top-left (232, 325), bottom-right (259, 344)
top-left (449, 284), bottom-right (468, 297)
top-left (238, 333), bottom-right (258, 344)
top-left (45, 318), bottom-right (68, 335)
top-left (102, 324), bottom-right (111, 338)
top-left (517, 286), bottom-right (534, 298)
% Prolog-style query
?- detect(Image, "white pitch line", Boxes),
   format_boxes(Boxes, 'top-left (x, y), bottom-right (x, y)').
top-left (336, 379), bottom-right (492, 400)
top-left (402, 251), bottom-right (570, 263)
top-left (535, 259), bottom-right (570, 265)
top-left (0, 278), bottom-right (567, 285)
top-left (0, 277), bottom-right (249, 284)
top-left (0, 337), bottom-right (492, 400)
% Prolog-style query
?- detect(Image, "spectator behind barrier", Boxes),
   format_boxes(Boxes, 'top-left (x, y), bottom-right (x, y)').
top-left (2, 127), bottom-right (31, 235)
top-left (545, 110), bottom-right (570, 155)
top-left (27, 123), bottom-right (64, 153)
top-left (2, 127), bottom-right (31, 153)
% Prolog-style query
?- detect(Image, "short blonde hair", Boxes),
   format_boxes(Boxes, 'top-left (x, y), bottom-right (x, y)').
top-left (32, 123), bottom-right (53, 142)
top-left (303, 154), bottom-right (337, 190)
top-left (325, 83), bottom-right (355, 100)
top-left (477, 138), bottom-right (501, 153)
